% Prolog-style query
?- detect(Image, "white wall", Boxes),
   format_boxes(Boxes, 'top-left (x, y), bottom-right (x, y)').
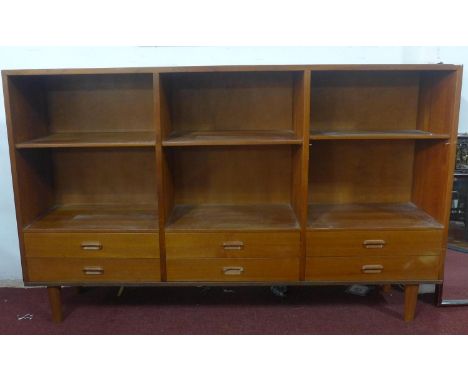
top-left (0, 46), bottom-right (466, 284)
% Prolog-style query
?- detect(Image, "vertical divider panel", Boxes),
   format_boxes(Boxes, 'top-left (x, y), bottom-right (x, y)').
top-left (291, 70), bottom-right (311, 280)
top-left (154, 73), bottom-right (171, 281)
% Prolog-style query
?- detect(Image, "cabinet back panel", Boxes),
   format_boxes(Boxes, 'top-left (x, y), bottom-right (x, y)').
top-left (171, 147), bottom-right (292, 204)
top-left (165, 72), bottom-right (294, 133)
top-left (311, 71), bottom-right (419, 132)
top-left (45, 74), bottom-right (153, 132)
top-left (53, 148), bottom-right (157, 205)
top-left (309, 141), bottom-right (414, 204)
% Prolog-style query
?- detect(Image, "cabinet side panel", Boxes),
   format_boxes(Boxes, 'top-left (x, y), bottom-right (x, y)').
top-left (2, 74), bottom-right (54, 282)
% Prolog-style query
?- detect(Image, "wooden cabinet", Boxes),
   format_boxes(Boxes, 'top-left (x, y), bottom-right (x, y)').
top-left (2, 65), bottom-right (462, 322)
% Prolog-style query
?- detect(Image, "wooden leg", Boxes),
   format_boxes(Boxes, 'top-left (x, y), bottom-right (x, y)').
top-left (404, 284), bottom-right (419, 322)
top-left (47, 286), bottom-right (63, 323)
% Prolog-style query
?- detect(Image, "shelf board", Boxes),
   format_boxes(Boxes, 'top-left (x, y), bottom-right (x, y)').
top-left (24, 204), bottom-right (158, 232)
top-left (163, 130), bottom-right (302, 147)
top-left (166, 204), bottom-right (300, 231)
top-left (310, 130), bottom-right (450, 141)
top-left (308, 202), bottom-right (443, 230)
top-left (15, 131), bottom-right (156, 149)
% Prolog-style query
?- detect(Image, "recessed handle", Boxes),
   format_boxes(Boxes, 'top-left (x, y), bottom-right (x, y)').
top-left (222, 241), bottom-right (244, 250)
top-left (82, 266), bottom-right (104, 276)
top-left (80, 241), bottom-right (103, 251)
top-left (222, 266), bottom-right (244, 275)
top-left (363, 239), bottom-right (386, 249)
top-left (361, 264), bottom-right (384, 274)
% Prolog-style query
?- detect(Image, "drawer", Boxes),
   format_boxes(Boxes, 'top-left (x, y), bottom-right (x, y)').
top-left (166, 231), bottom-right (300, 259)
top-left (305, 256), bottom-right (440, 282)
top-left (167, 258), bottom-right (299, 281)
top-left (306, 230), bottom-right (443, 257)
top-left (24, 233), bottom-right (159, 258)
top-left (26, 258), bottom-right (161, 282)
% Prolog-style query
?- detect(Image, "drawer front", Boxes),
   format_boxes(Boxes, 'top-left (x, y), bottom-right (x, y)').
top-left (24, 233), bottom-right (159, 258)
top-left (166, 232), bottom-right (300, 259)
top-left (26, 258), bottom-right (161, 282)
top-left (167, 258), bottom-right (299, 281)
top-left (306, 230), bottom-right (443, 257)
top-left (305, 256), bottom-right (440, 282)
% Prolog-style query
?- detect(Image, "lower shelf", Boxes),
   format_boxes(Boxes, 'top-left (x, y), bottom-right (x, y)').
top-left (166, 204), bottom-right (300, 231)
top-left (308, 202), bottom-right (443, 230)
top-left (24, 204), bottom-right (158, 232)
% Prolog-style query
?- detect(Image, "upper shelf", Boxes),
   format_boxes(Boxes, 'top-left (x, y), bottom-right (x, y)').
top-left (162, 130), bottom-right (302, 147)
top-left (15, 131), bottom-right (156, 149)
top-left (310, 130), bottom-right (450, 141)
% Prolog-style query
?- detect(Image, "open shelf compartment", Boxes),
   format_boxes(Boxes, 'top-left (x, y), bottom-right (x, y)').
top-left (308, 139), bottom-right (449, 230)
top-left (163, 146), bottom-right (302, 231)
top-left (9, 74), bottom-right (155, 148)
top-left (159, 71), bottom-right (305, 146)
top-left (310, 70), bottom-right (457, 140)
top-left (17, 148), bottom-right (158, 232)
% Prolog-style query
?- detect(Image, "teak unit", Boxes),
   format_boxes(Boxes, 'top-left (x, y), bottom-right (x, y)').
top-left (2, 65), bottom-right (462, 323)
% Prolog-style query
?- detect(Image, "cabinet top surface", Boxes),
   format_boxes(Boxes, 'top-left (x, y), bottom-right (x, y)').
top-left (2, 64), bottom-right (462, 76)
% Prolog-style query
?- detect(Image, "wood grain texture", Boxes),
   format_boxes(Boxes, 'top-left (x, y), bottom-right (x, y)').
top-left (154, 73), bottom-right (169, 281)
top-left (163, 130), bottom-right (301, 146)
top-left (305, 256), bottom-right (440, 282)
top-left (16, 131), bottom-right (156, 148)
top-left (310, 71), bottom-right (419, 133)
top-left (437, 69), bottom-right (464, 283)
top-left (24, 205), bottom-right (158, 232)
top-left (45, 74), bottom-right (153, 133)
top-left (2, 64), bottom-right (460, 76)
top-left (310, 130), bottom-right (449, 140)
top-left (306, 229), bottom-right (442, 257)
top-left (309, 141), bottom-right (414, 204)
top-left (166, 231), bottom-right (300, 258)
top-left (308, 203), bottom-right (443, 230)
top-left (404, 284), bottom-right (419, 321)
top-left (27, 258), bottom-right (161, 282)
top-left (24, 232), bottom-right (159, 258)
top-left (1, 66), bottom-right (462, 322)
top-left (52, 148), bottom-right (157, 206)
top-left (167, 258), bottom-right (299, 281)
top-left (162, 71), bottom-right (295, 134)
top-left (166, 204), bottom-right (299, 231)
top-left (47, 286), bottom-right (63, 323)
top-left (170, 146), bottom-right (292, 205)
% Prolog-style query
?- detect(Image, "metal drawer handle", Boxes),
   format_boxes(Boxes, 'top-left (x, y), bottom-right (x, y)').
top-left (80, 241), bottom-right (103, 251)
top-left (222, 241), bottom-right (244, 250)
top-left (361, 264), bottom-right (384, 274)
top-left (363, 239), bottom-right (386, 249)
top-left (223, 266), bottom-right (244, 275)
top-left (83, 266), bottom-right (104, 276)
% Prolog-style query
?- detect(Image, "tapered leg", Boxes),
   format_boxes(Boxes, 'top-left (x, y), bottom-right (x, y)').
top-left (404, 284), bottom-right (419, 322)
top-left (47, 286), bottom-right (63, 323)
